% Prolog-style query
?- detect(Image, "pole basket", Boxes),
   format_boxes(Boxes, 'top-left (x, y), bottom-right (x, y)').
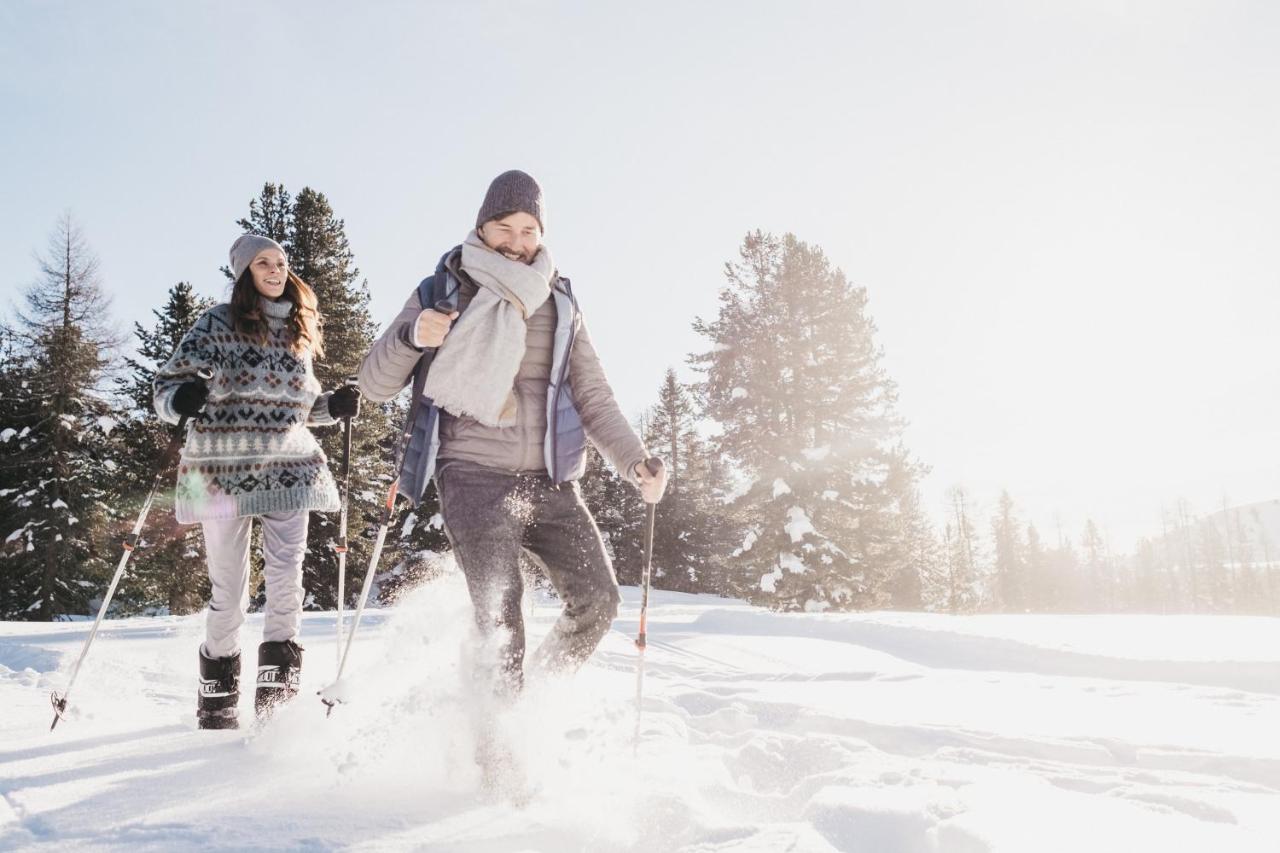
top-left (50, 692), bottom-right (67, 730)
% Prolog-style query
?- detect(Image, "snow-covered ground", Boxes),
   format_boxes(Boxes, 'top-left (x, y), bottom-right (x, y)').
top-left (3, 574), bottom-right (1279, 852)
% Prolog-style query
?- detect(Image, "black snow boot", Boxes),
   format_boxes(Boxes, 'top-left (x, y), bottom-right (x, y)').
top-left (197, 647), bottom-right (241, 730)
top-left (255, 639), bottom-right (303, 719)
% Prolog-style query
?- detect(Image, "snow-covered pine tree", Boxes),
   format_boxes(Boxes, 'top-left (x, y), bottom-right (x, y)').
top-left (885, 451), bottom-right (941, 610)
top-left (0, 324), bottom-right (38, 618)
top-left (640, 368), bottom-right (733, 594)
top-left (3, 215), bottom-right (121, 620)
top-left (691, 231), bottom-right (922, 611)
top-left (110, 282), bottom-right (216, 614)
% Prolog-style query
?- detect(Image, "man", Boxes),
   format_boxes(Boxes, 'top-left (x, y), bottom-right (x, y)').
top-left (359, 170), bottom-right (666, 698)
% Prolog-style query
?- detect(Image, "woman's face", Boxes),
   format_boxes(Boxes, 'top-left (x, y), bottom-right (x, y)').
top-left (249, 249), bottom-right (288, 300)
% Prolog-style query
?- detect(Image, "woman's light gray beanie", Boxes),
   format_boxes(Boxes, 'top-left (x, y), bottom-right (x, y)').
top-left (229, 234), bottom-right (288, 281)
top-left (476, 170), bottom-right (546, 232)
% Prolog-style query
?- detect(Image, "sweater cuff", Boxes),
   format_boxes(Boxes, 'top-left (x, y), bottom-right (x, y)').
top-left (624, 456), bottom-right (647, 487)
top-left (154, 384), bottom-right (181, 425)
top-left (309, 391), bottom-right (338, 427)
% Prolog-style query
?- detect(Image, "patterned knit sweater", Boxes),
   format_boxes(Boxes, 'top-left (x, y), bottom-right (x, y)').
top-left (153, 298), bottom-right (340, 523)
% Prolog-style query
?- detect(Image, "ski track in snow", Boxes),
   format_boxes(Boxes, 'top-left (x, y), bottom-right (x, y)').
top-left (2, 579), bottom-right (1280, 852)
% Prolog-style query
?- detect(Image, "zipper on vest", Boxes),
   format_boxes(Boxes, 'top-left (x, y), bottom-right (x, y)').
top-left (548, 291), bottom-right (577, 483)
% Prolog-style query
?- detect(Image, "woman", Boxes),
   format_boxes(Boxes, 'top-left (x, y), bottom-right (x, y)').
top-left (154, 234), bottom-right (361, 729)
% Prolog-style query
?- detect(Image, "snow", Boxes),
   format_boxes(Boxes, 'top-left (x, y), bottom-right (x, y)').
top-left (759, 566), bottom-right (783, 593)
top-left (772, 478), bottom-right (792, 498)
top-left (3, 582), bottom-right (1280, 851)
top-left (734, 528), bottom-right (758, 556)
top-left (50, 499), bottom-right (68, 510)
top-left (96, 415), bottom-right (117, 436)
top-left (778, 550), bottom-right (808, 573)
top-left (731, 386), bottom-right (748, 399)
top-left (802, 445), bottom-right (831, 461)
top-left (785, 505), bottom-right (816, 542)
top-left (822, 490), bottom-right (839, 500)
top-left (0, 428), bottom-right (14, 443)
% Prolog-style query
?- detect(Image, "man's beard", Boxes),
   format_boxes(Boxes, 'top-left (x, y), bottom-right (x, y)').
top-left (496, 243), bottom-right (536, 264)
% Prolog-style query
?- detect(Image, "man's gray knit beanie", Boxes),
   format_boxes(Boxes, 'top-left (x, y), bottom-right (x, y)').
top-left (476, 170), bottom-right (546, 232)
top-left (229, 234), bottom-right (288, 281)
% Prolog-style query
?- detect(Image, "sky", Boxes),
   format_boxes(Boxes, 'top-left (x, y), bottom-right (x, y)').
top-left (2, 1), bottom-right (1278, 551)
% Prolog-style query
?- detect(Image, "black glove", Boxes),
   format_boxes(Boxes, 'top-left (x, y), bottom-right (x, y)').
top-left (328, 385), bottom-right (362, 420)
top-left (172, 379), bottom-right (209, 417)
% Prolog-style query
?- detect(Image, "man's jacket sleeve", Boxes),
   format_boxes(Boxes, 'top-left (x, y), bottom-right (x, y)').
top-left (359, 290), bottom-right (425, 402)
top-left (569, 317), bottom-right (648, 484)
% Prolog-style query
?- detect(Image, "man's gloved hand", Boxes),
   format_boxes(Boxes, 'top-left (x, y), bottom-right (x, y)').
top-left (172, 378), bottom-right (210, 417)
top-left (328, 385), bottom-right (362, 420)
top-left (634, 457), bottom-right (668, 504)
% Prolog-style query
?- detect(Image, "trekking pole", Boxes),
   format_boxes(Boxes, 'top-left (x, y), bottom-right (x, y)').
top-left (320, 297), bottom-right (456, 716)
top-left (635, 457), bottom-right (663, 650)
top-left (334, 375), bottom-right (359, 670)
top-left (632, 457), bottom-right (663, 752)
top-left (50, 367), bottom-right (213, 731)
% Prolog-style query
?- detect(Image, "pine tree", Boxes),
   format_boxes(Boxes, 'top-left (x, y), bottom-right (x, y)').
top-left (691, 231), bottom-right (921, 611)
top-left (992, 491), bottom-right (1026, 612)
top-left (640, 369), bottom-right (732, 594)
top-left (1174, 499), bottom-right (1202, 611)
top-left (1023, 523), bottom-right (1050, 611)
top-left (884, 452), bottom-right (939, 610)
top-left (3, 215), bottom-right (121, 620)
top-left (944, 487), bottom-right (982, 612)
top-left (233, 183), bottom-right (434, 610)
top-left (579, 444), bottom-right (646, 586)
top-left (1132, 537), bottom-right (1163, 613)
top-left (1081, 519), bottom-right (1109, 611)
top-left (1045, 537), bottom-right (1081, 612)
top-left (1197, 517), bottom-right (1230, 613)
top-left (110, 282), bottom-right (216, 614)
top-left (0, 324), bottom-right (39, 617)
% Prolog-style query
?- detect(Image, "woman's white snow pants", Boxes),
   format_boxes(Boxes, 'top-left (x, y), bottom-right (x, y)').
top-left (200, 510), bottom-right (309, 659)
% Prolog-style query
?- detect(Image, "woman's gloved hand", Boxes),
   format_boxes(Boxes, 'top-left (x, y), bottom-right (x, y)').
top-left (172, 378), bottom-right (210, 417)
top-left (328, 385), bottom-right (362, 420)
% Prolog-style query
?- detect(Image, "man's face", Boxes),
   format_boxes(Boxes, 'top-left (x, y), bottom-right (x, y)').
top-left (478, 211), bottom-right (542, 264)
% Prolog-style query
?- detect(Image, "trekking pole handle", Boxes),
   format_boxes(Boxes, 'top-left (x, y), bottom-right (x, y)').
top-left (344, 374), bottom-right (359, 390)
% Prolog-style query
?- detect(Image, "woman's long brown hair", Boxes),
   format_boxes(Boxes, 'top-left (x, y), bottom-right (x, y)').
top-left (229, 269), bottom-right (325, 359)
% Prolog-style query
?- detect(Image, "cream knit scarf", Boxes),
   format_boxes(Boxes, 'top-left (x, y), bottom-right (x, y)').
top-left (422, 230), bottom-right (555, 427)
